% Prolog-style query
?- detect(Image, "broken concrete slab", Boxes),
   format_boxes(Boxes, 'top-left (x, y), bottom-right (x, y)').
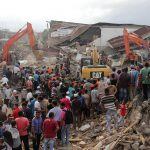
top-left (132, 142), bottom-right (140, 150)
top-left (79, 124), bottom-right (91, 132)
top-left (79, 141), bottom-right (86, 148)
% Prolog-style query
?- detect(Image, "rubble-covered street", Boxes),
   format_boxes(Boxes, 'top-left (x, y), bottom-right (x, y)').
top-left (0, 1), bottom-right (150, 150)
top-left (61, 95), bottom-right (150, 150)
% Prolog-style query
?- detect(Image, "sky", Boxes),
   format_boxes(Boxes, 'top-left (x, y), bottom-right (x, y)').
top-left (0, 0), bottom-right (150, 32)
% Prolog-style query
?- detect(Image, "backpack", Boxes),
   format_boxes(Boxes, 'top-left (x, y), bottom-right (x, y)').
top-left (63, 110), bottom-right (73, 124)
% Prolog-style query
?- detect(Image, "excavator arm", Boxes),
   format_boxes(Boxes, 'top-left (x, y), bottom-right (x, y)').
top-left (123, 28), bottom-right (149, 61)
top-left (2, 22), bottom-right (36, 63)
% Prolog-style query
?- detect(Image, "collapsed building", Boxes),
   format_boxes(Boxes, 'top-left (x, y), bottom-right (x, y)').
top-left (46, 20), bottom-right (150, 59)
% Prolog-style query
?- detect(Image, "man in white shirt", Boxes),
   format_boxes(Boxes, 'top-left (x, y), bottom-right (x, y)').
top-left (34, 97), bottom-right (42, 115)
top-left (66, 91), bottom-right (71, 100)
top-left (4, 85), bottom-right (12, 100)
top-left (1, 75), bottom-right (9, 85)
top-left (13, 66), bottom-right (20, 74)
top-left (26, 90), bottom-right (33, 102)
top-left (46, 101), bottom-right (62, 121)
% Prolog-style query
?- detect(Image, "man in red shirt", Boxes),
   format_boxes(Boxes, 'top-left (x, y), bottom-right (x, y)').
top-left (13, 103), bottom-right (21, 119)
top-left (43, 112), bottom-right (59, 150)
top-left (60, 93), bottom-right (71, 110)
top-left (15, 111), bottom-right (30, 150)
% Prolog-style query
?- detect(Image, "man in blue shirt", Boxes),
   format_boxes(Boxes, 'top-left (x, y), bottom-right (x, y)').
top-left (29, 94), bottom-right (38, 118)
top-left (129, 65), bottom-right (139, 100)
top-left (31, 111), bottom-right (43, 150)
top-left (33, 72), bottom-right (40, 90)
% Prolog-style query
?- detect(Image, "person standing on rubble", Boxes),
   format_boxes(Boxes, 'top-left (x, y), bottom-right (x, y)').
top-left (140, 62), bottom-right (150, 100)
top-left (117, 67), bottom-right (130, 103)
top-left (91, 85), bottom-right (100, 117)
top-left (15, 111), bottom-right (30, 150)
top-left (101, 88), bottom-right (118, 134)
top-left (129, 65), bottom-right (139, 100)
top-left (60, 102), bottom-right (73, 146)
top-left (31, 110), bottom-right (43, 150)
top-left (71, 94), bottom-right (81, 132)
top-left (43, 112), bottom-right (59, 150)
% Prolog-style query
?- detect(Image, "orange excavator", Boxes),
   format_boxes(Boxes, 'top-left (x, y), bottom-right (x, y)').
top-left (123, 28), bottom-right (149, 63)
top-left (2, 22), bottom-right (36, 63)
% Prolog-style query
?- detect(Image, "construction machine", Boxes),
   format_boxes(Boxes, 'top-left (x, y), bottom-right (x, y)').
top-left (123, 28), bottom-right (149, 65)
top-left (2, 22), bottom-right (37, 64)
top-left (81, 47), bottom-right (112, 79)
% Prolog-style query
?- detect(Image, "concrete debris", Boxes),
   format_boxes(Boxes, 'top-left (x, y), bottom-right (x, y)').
top-left (69, 138), bottom-right (82, 142)
top-left (141, 127), bottom-right (150, 135)
top-left (72, 144), bottom-right (82, 150)
top-left (79, 124), bottom-right (91, 132)
top-left (89, 133), bottom-right (99, 139)
top-left (69, 95), bottom-right (150, 150)
top-left (93, 126), bottom-right (101, 133)
top-left (79, 141), bottom-right (86, 147)
top-left (139, 145), bottom-right (147, 150)
top-left (132, 142), bottom-right (140, 150)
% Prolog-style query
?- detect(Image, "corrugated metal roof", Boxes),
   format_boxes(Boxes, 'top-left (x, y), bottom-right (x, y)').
top-left (134, 26), bottom-right (150, 37)
top-left (93, 22), bottom-right (144, 27)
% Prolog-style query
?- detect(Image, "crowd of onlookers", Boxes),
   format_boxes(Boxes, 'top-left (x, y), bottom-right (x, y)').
top-left (0, 61), bottom-right (149, 150)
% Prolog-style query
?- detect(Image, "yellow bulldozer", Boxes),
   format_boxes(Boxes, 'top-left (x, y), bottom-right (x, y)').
top-left (81, 48), bottom-right (112, 79)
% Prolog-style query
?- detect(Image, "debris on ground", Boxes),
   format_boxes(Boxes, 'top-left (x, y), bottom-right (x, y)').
top-left (68, 95), bottom-right (150, 150)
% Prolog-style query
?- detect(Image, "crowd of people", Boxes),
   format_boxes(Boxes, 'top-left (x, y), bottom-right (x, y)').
top-left (0, 61), bottom-right (149, 150)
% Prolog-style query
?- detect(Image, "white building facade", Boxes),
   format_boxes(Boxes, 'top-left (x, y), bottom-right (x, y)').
top-left (91, 25), bottom-right (142, 50)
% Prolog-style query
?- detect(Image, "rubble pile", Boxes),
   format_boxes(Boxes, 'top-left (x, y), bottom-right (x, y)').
top-left (70, 95), bottom-right (150, 150)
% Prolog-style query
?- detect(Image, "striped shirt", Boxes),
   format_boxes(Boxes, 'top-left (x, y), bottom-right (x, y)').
top-left (101, 95), bottom-right (116, 110)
